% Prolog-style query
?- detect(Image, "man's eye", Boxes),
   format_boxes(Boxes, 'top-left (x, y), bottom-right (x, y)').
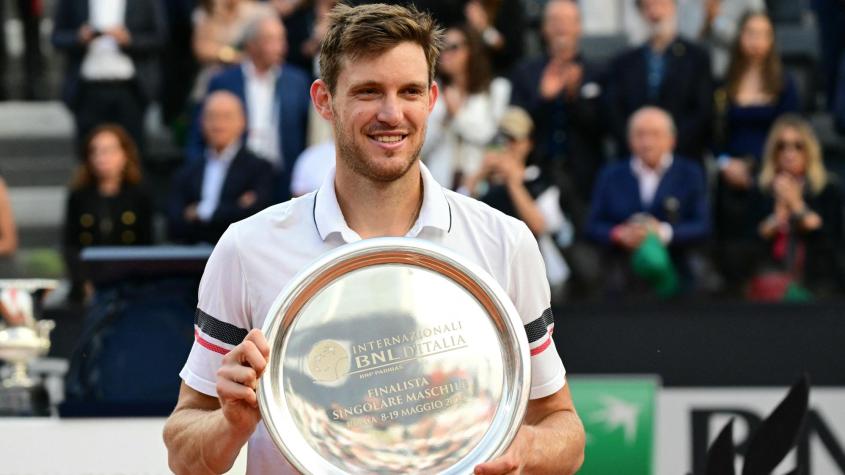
top-left (404, 88), bottom-right (423, 96)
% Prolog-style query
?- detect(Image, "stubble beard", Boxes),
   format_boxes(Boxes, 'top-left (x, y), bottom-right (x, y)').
top-left (333, 116), bottom-right (425, 184)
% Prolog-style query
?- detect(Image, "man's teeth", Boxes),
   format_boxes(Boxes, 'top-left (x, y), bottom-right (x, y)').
top-left (374, 135), bottom-right (403, 143)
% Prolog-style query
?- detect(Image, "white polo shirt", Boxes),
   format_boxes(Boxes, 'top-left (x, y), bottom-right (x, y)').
top-left (180, 163), bottom-right (566, 474)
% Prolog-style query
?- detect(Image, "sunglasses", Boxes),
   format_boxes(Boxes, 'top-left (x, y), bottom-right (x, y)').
top-left (443, 42), bottom-right (466, 52)
top-left (775, 140), bottom-right (805, 152)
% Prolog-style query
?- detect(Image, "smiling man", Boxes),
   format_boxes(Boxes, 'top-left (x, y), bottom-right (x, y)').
top-left (163, 4), bottom-right (585, 474)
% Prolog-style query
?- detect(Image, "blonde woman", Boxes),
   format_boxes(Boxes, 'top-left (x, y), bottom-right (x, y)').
top-left (753, 114), bottom-right (844, 293)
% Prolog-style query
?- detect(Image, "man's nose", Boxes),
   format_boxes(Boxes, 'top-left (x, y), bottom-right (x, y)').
top-left (377, 95), bottom-right (402, 125)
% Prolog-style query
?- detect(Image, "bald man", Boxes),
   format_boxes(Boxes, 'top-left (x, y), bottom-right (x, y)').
top-left (168, 91), bottom-right (274, 244)
top-left (585, 106), bottom-right (710, 293)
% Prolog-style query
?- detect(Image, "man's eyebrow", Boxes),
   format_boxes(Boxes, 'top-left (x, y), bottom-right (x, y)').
top-left (346, 81), bottom-right (429, 90)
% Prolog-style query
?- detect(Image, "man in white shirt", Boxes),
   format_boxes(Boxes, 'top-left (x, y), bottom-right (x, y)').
top-left (51, 0), bottom-right (166, 155)
top-left (163, 4), bottom-right (585, 474)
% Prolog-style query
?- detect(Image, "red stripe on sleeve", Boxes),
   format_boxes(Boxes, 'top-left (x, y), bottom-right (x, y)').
top-left (195, 329), bottom-right (231, 355)
top-left (530, 333), bottom-right (553, 356)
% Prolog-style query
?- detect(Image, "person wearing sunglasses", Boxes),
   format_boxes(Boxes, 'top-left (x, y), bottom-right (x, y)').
top-left (422, 24), bottom-right (511, 191)
top-left (752, 114), bottom-right (845, 296)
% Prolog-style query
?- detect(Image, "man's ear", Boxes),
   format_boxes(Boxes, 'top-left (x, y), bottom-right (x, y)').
top-left (428, 80), bottom-right (439, 113)
top-left (311, 79), bottom-right (334, 121)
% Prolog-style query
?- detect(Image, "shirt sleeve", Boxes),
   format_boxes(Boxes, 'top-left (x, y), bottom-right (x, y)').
top-left (507, 223), bottom-right (567, 399)
top-left (179, 225), bottom-right (253, 397)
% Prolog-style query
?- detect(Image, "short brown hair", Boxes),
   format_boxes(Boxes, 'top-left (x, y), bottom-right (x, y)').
top-left (71, 124), bottom-right (143, 190)
top-left (319, 3), bottom-right (444, 93)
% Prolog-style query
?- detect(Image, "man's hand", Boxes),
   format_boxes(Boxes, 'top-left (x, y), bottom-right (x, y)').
top-left (105, 26), bottom-right (131, 47)
top-left (78, 24), bottom-right (96, 45)
top-left (721, 158), bottom-right (751, 189)
top-left (611, 223), bottom-right (649, 250)
top-left (238, 191), bottom-right (257, 209)
top-left (474, 425), bottom-right (536, 474)
top-left (215, 329), bottom-right (270, 436)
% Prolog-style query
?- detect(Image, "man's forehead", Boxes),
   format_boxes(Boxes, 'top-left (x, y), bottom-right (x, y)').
top-left (336, 42), bottom-right (430, 88)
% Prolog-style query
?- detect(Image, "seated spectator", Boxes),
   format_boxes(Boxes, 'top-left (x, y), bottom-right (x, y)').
top-left (605, 0), bottom-right (713, 161)
top-left (169, 91), bottom-right (273, 245)
top-left (190, 0), bottom-right (274, 101)
top-left (509, 0), bottom-right (605, 204)
top-left (586, 107), bottom-right (710, 296)
top-left (466, 106), bottom-right (573, 294)
top-left (712, 11), bottom-right (799, 286)
top-left (422, 24), bottom-right (510, 190)
top-left (51, 0), bottom-right (166, 156)
top-left (188, 14), bottom-right (311, 201)
top-left (291, 139), bottom-right (335, 197)
top-left (751, 114), bottom-right (845, 297)
top-left (63, 125), bottom-right (153, 301)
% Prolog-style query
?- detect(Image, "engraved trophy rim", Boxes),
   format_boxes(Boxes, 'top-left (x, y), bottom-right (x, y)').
top-left (258, 237), bottom-right (531, 474)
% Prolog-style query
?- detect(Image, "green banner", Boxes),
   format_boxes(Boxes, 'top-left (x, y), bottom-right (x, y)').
top-left (568, 376), bottom-right (659, 475)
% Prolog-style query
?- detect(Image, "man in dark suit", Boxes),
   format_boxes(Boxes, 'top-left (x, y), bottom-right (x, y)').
top-left (169, 91), bottom-right (274, 245)
top-left (509, 0), bottom-right (605, 206)
top-left (51, 0), bottom-right (166, 155)
top-left (605, 0), bottom-right (713, 161)
top-left (586, 107), bottom-right (710, 293)
top-left (187, 14), bottom-right (311, 202)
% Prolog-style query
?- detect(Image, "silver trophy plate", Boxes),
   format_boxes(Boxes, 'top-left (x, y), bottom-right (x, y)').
top-left (259, 237), bottom-right (531, 474)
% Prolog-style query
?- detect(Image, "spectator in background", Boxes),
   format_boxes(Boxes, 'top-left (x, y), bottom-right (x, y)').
top-left (283, 0), bottom-right (337, 75)
top-left (190, 0), bottom-right (274, 102)
top-left (63, 124), bottom-right (153, 301)
top-left (586, 107), bottom-right (710, 296)
top-left (463, 0), bottom-right (525, 75)
top-left (422, 24), bottom-right (510, 190)
top-left (0, 0), bottom-right (45, 100)
top-left (51, 0), bottom-right (166, 156)
top-left (169, 91), bottom-right (273, 245)
top-left (466, 106), bottom-right (573, 295)
top-left (290, 139), bottom-right (335, 197)
top-left (510, 0), bottom-right (605, 206)
top-left (605, 0), bottom-right (713, 161)
top-left (752, 115), bottom-right (844, 296)
top-left (188, 14), bottom-right (311, 201)
top-left (712, 11), bottom-right (798, 287)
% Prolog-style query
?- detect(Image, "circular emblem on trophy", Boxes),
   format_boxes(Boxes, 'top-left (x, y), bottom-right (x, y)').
top-left (307, 339), bottom-right (350, 382)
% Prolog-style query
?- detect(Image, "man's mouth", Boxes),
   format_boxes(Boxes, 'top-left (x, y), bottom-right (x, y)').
top-left (372, 135), bottom-right (406, 143)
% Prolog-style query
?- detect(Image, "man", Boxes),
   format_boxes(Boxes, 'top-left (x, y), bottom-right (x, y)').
top-left (168, 91), bottom-right (274, 245)
top-left (0, 0), bottom-right (45, 100)
top-left (509, 0), bottom-right (605, 204)
top-left (51, 0), bottom-right (166, 154)
top-left (163, 4), bottom-right (585, 474)
top-left (605, 0), bottom-right (713, 162)
top-left (586, 107), bottom-right (710, 293)
top-left (187, 14), bottom-right (311, 202)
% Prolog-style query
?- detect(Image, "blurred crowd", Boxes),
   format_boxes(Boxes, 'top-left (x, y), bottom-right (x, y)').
top-left (2, 0), bottom-right (845, 304)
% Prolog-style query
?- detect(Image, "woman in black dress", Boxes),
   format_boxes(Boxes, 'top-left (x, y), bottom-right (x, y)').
top-left (63, 124), bottom-right (153, 300)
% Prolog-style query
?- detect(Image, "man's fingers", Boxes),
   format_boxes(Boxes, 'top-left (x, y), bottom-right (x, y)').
top-left (474, 457), bottom-right (518, 475)
top-left (244, 329), bottom-right (270, 359)
top-left (239, 340), bottom-right (268, 378)
top-left (216, 378), bottom-right (258, 406)
top-left (218, 364), bottom-right (259, 389)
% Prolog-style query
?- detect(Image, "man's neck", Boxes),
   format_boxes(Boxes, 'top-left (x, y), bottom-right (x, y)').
top-left (649, 28), bottom-right (676, 53)
top-left (248, 59), bottom-right (275, 77)
top-left (334, 162), bottom-right (424, 239)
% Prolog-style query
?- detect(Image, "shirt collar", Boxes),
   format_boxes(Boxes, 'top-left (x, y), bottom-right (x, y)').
top-left (206, 141), bottom-right (240, 164)
top-left (631, 154), bottom-right (673, 177)
top-left (242, 60), bottom-right (280, 82)
top-left (313, 162), bottom-right (452, 243)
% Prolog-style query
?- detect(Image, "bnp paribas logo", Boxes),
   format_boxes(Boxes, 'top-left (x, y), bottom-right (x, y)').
top-left (307, 340), bottom-right (351, 383)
